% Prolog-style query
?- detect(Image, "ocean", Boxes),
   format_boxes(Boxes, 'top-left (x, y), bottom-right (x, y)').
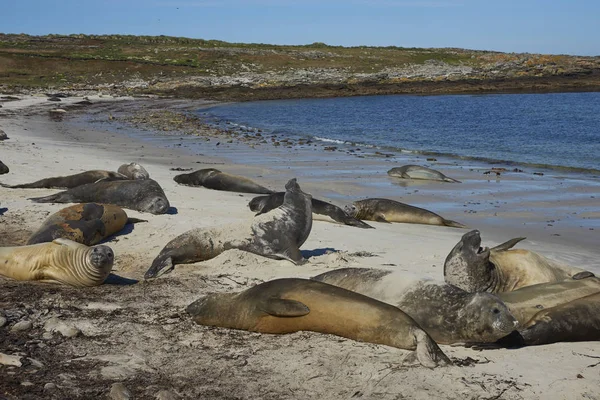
top-left (198, 92), bottom-right (600, 173)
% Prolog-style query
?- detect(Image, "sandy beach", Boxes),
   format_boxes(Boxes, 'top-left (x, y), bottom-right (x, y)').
top-left (1, 95), bottom-right (599, 399)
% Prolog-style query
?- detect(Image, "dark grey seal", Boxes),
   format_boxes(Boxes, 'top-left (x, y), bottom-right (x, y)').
top-left (0, 160), bottom-right (8, 175)
top-left (345, 198), bottom-right (466, 228)
top-left (387, 165), bottom-right (461, 183)
top-left (28, 179), bottom-right (170, 215)
top-left (144, 178), bottom-right (312, 279)
top-left (186, 278), bottom-right (452, 368)
top-left (313, 268), bottom-right (518, 345)
top-left (173, 168), bottom-right (275, 194)
top-left (1, 170), bottom-right (127, 189)
top-left (444, 230), bottom-right (594, 293)
top-left (248, 192), bottom-right (374, 229)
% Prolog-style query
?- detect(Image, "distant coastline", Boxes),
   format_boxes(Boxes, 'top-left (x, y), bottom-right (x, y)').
top-left (1, 33), bottom-right (599, 101)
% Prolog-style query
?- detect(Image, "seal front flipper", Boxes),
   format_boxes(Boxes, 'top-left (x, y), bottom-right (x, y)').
top-left (404, 330), bottom-right (453, 368)
top-left (375, 215), bottom-right (391, 223)
top-left (261, 298), bottom-right (310, 317)
top-left (491, 237), bottom-right (526, 251)
top-left (145, 254), bottom-right (174, 279)
top-left (275, 246), bottom-right (306, 265)
top-left (572, 271), bottom-right (595, 280)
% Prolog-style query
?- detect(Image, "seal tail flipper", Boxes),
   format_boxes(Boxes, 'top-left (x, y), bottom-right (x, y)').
top-left (29, 192), bottom-right (69, 203)
top-left (443, 177), bottom-right (462, 183)
top-left (573, 271), bottom-right (595, 280)
top-left (412, 329), bottom-right (453, 368)
top-left (491, 237), bottom-right (527, 251)
top-left (126, 218), bottom-right (148, 224)
top-left (442, 219), bottom-right (468, 229)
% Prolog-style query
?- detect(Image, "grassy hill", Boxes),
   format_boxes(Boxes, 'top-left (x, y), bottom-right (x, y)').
top-left (1, 33), bottom-right (599, 100)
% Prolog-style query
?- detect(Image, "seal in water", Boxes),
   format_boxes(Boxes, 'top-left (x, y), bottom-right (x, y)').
top-left (387, 165), bottom-right (461, 183)
top-left (1, 170), bottom-right (128, 189)
top-left (28, 179), bottom-right (170, 215)
top-left (313, 268), bottom-right (518, 345)
top-left (186, 278), bottom-right (452, 368)
top-left (0, 160), bottom-right (8, 175)
top-left (444, 230), bottom-right (593, 293)
top-left (0, 238), bottom-right (114, 287)
top-left (117, 163), bottom-right (150, 180)
top-left (27, 203), bottom-right (145, 246)
top-left (345, 198), bottom-right (466, 228)
top-left (248, 192), bottom-right (374, 229)
top-left (173, 168), bottom-right (275, 194)
top-left (144, 178), bottom-right (312, 279)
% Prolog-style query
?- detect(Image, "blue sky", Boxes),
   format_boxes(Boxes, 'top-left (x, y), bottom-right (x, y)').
top-left (2, 0), bottom-right (599, 56)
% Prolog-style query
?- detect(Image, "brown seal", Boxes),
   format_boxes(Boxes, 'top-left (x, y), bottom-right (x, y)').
top-left (27, 203), bottom-right (144, 246)
top-left (186, 278), bottom-right (452, 368)
top-left (387, 165), bottom-right (461, 183)
top-left (173, 168), bottom-right (275, 194)
top-left (0, 238), bottom-right (114, 287)
top-left (1, 170), bottom-right (127, 189)
top-left (313, 267), bottom-right (518, 345)
top-left (144, 178), bottom-right (312, 278)
top-left (345, 198), bottom-right (466, 228)
top-left (444, 230), bottom-right (593, 293)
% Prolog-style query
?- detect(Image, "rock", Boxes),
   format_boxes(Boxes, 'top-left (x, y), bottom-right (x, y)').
top-left (0, 315), bottom-right (7, 327)
top-left (156, 389), bottom-right (180, 400)
top-left (11, 320), bottom-right (33, 332)
top-left (0, 129), bottom-right (8, 140)
top-left (44, 383), bottom-right (57, 391)
top-left (0, 353), bottom-right (22, 367)
top-left (21, 381), bottom-right (34, 387)
top-left (28, 357), bottom-right (45, 368)
top-left (44, 317), bottom-right (81, 338)
top-left (42, 332), bottom-right (53, 340)
top-left (110, 382), bottom-right (132, 400)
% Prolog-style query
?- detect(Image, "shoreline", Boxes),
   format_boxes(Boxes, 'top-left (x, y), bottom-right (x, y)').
top-left (1, 95), bottom-right (600, 399)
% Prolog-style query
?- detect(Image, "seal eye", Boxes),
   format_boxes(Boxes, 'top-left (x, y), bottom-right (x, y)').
top-left (492, 308), bottom-right (500, 314)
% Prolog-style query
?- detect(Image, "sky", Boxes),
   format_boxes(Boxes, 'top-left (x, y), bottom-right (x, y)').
top-left (1, 0), bottom-right (599, 56)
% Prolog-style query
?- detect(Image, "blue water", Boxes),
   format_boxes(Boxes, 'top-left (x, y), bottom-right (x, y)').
top-left (199, 92), bottom-right (600, 172)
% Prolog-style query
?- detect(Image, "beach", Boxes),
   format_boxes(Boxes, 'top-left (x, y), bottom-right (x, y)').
top-left (1, 95), bottom-right (599, 399)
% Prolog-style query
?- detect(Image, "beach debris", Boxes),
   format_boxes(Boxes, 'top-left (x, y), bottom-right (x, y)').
top-left (169, 167), bottom-right (193, 171)
top-left (427, 158), bottom-right (437, 161)
top-left (533, 172), bottom-right (544, 176)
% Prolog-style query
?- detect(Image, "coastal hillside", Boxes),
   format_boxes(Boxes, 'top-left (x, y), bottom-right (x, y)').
top-left (1, 33), bottom-right (599, 100)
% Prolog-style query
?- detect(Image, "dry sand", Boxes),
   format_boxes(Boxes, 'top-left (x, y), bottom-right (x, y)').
top-left (0, 95), bottom-right (599, 399)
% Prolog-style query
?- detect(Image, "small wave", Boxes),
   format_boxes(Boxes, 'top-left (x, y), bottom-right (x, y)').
top-left (313, 136), bottom-right (346, 144)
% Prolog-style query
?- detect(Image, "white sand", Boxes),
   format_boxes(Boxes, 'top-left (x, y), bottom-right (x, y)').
top-left (1, 95), bottom-right (599, 399)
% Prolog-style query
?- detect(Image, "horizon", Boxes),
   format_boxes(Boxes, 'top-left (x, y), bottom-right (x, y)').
top-left (2, 1), bottom-right (599, 57)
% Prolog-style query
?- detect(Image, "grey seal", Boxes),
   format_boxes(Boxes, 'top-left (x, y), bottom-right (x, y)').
top-left (387, 165), bottom-right (461, 183)
top-left (313, 267), bottom-right (518, 345)
top-left (248, 192), bottom-right (373, 229)
top-left (144, 178), bottom-right (312, 278)
top-left (345, 198), bottom-right (466, 228)
top-left (173, 168), bottom-right (275, 194)
top-left (186, 278), bottom-right (452, 368)
top-left (1, 170), bottom-right (127, 189)
top-left (117, 162), bottom-right (150, 180)
top-left (28, 179), bottom-right (170, 215)
top-left (444, 230), bottom-right (593, 293)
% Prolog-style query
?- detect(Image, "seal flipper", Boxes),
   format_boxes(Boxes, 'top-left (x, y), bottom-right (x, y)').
top-left (276, 246), bottom-right (306, 265)
top-left (145, 254), bottom-right (174, 279)
top-left (491, 237), bottom-right (526, 251)
top-left (29, 192), bottom-right (75, 204)
top-left (403, 330), bottom-right (452, 368)
top-left (442, 219), bottom-right (468, 229)
top-left (573, 271), bottom-right (595, 280)
top-left (375, 215), bottom-right (391, 223)
top-left (261, 298), bottom-right (310, 317)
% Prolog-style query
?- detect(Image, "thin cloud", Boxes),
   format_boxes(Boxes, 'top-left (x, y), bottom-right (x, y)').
top-left (153, 0), bottom-right (464, 7)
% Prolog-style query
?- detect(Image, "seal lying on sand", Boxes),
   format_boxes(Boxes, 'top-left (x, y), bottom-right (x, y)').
top-left (249, 192), bottom-right (374, 229)
top-left (117, 162), bottom-right (150, 180)
top-left (444, 230), bottom-right (593, 293)
top-left (145, 178), bottom-right (312, 279)
top-left (1, 170), bottom-right (128, 189)
top-left (313, 268), bottom-right (518, 345)
top-left (29, 179), bottom-right (170, 215)
top-left (0, 238), bottom-right (114, 287)
top-left (387, 165), bottom-right (461, 183)
top-left (173, 168), bottom-right (275, 194)
top-left (186, 278), bottom-right (452, 368)
top-left (27, 203), bottom-right (144, 246)
top-left (345, 198), bottom-right (466, 228)
top-left (0, 160), bottom-right (8, 175)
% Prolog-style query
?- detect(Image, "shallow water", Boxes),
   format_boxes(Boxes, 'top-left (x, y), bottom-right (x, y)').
top-left (200, 92), bottom-right (600, 173)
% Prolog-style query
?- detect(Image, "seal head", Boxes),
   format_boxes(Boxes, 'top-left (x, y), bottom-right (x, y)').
top-left (444, 230), bottom-right (491, 292)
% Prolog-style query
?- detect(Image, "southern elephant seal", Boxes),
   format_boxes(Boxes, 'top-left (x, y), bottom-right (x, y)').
top-left (28, 179), bottom-right (170, 215)
top-left (145, 178), bottom-right (312, 279)
top-left (27, 203), bottom-right (145, 246)
top-left (0, 160), bottom-right (8, 175)
top-left (1, 170), bottom-right (127, 189)
top-left (313, 268), bottom-right (518, 345)
top-left (387, 165), bottom-right (461, 183)
top-left (444, 230), bottom-right (593, 293)
top-left (117, 162), bottom-right (150, 180)
top-left (518, 292), bottom-right (600, 345)
top-left (249, 192), bottom-right (374, 229)
top-left (345, 198), bottom-right (466, 228)
top-left (173, 168), bottom-right (275, 194)
top-left (186, 278), bottom-right (452, 368)
top-left (0, 238), bottom-right (114, 287)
